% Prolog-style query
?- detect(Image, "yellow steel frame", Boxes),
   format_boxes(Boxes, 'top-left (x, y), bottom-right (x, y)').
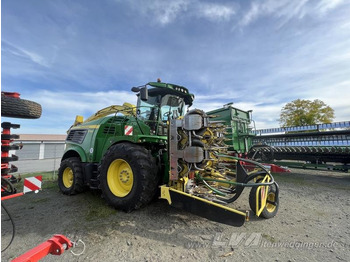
top-left (255, 174), bottom-right (270, 216)
top-left (160, 185), bottom-right (247, 217)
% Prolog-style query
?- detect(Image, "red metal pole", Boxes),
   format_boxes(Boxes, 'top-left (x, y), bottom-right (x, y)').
top-left (1, 193), bottom-right (25, 200)
top-left (12, 235), bottom-right (73, 262)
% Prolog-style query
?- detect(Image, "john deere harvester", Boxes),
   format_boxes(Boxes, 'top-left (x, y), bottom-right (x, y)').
top-left (58, 81), bottom-right (279, 226)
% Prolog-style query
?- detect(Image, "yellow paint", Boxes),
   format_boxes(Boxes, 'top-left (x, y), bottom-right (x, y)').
top-left (217, 156), bottom-right (238, 163)
top-left (256, 175), bottom-right (270, 216)
top-left (74, 115), bottom-right (84, 126)
top-left (107, 159), bottom-right (134, 197)
top-left (62, 167), bottom-right (73, 188)
top-left (122, 102), bottom-right (137, 115)
top-left (84, 103), bottom-right (136, 123)
top-left (71, 125), bottom-right (100, 130)
top-left (165, 186), bottom-right (247, 217)
top-left (201, 128), bottom-right (214, 145)
top-left (266, 191), bottom-right (276, 213)
top-left (160, 185), bottom-right (172, 204)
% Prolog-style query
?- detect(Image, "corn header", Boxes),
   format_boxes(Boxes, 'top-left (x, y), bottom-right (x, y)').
top-left (161, 108), bottom-right (278, 226)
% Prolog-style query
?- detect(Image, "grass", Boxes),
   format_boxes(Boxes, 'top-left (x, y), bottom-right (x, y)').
top-left (41, 181), bottom-right (59, 190)
top-left (13, 171), bottom-right (58, 192)
top-left (20, 171), bottom-right (58, 181)
top-left (84, 193), bottom-right (118, 221)
top-left (11, 170), bottom-right (118, 222)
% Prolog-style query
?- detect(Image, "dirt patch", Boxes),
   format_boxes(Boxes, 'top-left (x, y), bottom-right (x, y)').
top-left (2, 169), bottom-right (349, 261)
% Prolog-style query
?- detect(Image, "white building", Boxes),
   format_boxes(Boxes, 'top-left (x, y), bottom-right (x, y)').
top-left (14, 134), bottom-right (66, 160)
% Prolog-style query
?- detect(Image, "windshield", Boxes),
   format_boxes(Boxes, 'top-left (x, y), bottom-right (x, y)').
top-left (137, 95), bottom-right (159, 121)
top-left (160, 95), bottom-right (185, 121)
top-left (135, 92), bottom-right (186, 136)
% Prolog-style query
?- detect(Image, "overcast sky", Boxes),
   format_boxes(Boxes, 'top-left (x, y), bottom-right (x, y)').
top-left (2, 0), bottom-right (350, 134)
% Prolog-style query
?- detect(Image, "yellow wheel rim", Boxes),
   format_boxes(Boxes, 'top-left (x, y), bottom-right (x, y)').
top-left (266, 192), bottom-right (276, 213)
top-left (62, 167), bottom-right (74, 188)
top-left (107, 159), bottom-right (134, 197)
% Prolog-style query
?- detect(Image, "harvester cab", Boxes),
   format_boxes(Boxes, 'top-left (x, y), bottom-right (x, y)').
top-left (59, 81), bottom-right (279, 227)
top-left (131, 81), bottom-right (194, 136)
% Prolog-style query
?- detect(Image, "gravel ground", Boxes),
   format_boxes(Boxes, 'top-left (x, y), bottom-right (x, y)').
top-left (1, 168), bottom-right (349, 262)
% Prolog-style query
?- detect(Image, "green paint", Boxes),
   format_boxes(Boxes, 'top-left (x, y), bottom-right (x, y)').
top-left (207, 105), bottom-right (255, 154)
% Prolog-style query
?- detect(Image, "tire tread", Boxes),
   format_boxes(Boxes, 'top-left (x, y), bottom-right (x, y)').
top-left (98, 142), bottom-right (158, 212)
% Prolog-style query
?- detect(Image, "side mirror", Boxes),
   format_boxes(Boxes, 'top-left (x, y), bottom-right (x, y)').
top-left (140, 87), bottom-right (148, 101)
top-left (131, 87), bottom-right (140, 92)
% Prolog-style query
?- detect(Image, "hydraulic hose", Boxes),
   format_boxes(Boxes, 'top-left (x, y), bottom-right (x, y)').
top-left (213, 153), bottom-right (275, 185)
top-left (195, 153), bottom-right (277, 202)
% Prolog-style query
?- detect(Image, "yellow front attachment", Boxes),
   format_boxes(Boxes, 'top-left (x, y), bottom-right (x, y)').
top-left (255, 175), bottom-right (270, 216)
top-left (62, 167), bottom-right (74, 188)
top-left (160, 185), bottom-right (247, 227)
top-left (160, 186), bottom-right (246, 216)
top-left (107, 159), bottom-right (134, 197)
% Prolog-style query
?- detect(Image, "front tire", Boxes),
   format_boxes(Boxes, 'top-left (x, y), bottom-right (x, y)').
top-left (58, 157), bottom-right (84, 195)
top-left (98, 142), bottom-right (158, 212)
top-left (249, 184), bottom-right (279, 219)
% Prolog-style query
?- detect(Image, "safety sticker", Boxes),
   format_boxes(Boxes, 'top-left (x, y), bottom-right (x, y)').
top-left (124, 125), bottom-right (133, 136)
top-left (23, 176), bottom-right (42, 194)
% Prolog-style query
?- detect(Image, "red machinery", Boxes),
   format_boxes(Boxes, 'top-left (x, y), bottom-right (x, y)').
top-left (11, 235), bottom-right (73, 262)
top-left (1, 121), bottom-right (22, 199)
top-left (1, 91), bottom-right (42, 199)
top-left (1, 92), bottom-right (76, 261)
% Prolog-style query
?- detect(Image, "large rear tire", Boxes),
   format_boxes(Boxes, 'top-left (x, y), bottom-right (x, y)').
top-left (58, 157), bottom-right (84, 195)
top-left (1, 94), bottom-right (42, 119)
top-left (98, 142), bottom-right (158, 212)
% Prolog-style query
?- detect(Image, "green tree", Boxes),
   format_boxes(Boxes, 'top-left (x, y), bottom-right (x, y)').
top-left (279, 99), bottom-right (335, 127)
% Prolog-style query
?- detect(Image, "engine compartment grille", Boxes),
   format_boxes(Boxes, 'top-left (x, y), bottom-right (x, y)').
top-left (66, 129), bottom-right (87, 144)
